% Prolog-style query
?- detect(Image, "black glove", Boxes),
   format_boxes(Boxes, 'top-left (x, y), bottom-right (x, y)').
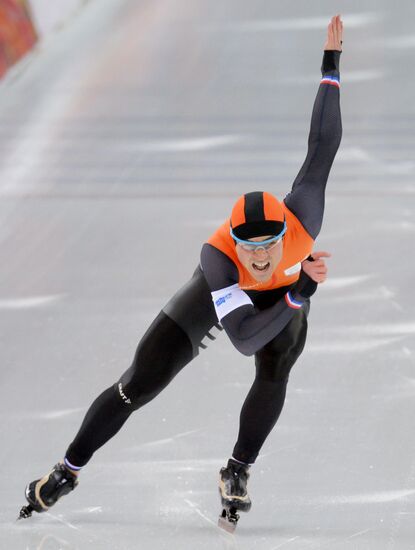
top-left (292, 269), bottom-right (318, 300)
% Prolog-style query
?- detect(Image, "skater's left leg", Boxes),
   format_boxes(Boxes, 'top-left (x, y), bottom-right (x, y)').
top-left (218, 306), bottom-right (308, 519)
top-left (232, 305), bottom-right (309, 465)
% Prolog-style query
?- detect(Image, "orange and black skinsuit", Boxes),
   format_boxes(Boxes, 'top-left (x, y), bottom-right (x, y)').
top-left (65, 51), bottom-right (342, 468)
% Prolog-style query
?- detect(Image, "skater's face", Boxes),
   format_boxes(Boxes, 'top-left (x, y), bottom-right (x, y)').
top-left (235, 235), bottom-right (283, 282)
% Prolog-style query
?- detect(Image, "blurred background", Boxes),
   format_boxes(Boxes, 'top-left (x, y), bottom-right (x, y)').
top-left (0, 1), bottom-right (414, 549)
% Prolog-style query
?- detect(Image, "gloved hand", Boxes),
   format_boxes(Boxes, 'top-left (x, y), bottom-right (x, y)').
top-left (285, 251), bottom-right (331, 309)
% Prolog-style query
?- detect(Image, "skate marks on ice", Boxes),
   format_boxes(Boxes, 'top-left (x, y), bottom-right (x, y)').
top-left (120, 428), bottom-right (208, 452)
top-left (320, 275), bottom-right (401, 309)
top-left (308, 489), bottom-right (415, 506)
top-left (0, 407), bottom-right (85, 423)
top-left (322, 275), bottom-right (374, 290)
top-left (387, 460), bottom-right (415, 550)
top-left (325, 322), bottom-right (415, 338)
top-left (202, 12), bottom-right (380, 32)
top-left (35, 407), bottom-right (86, 420)
top-left (305, 273), bottom-right (413, 354)
top-left (99, 457), bottom-right (224, 477)
top-left (0, 294), bottom-right (65, 310)
top-left (306, 336), bottom-right (404, 354)
top-left (40, 511), bottom-right (80, 531)
top-left (372, 374), bottom-right (415, 401)
top-left (387, 34), bottom-right (415, 48)
top-left (184, 498), bottom-right (217, 528)
top-left (307, 322), bottom-right (415, 355)
top-left (132, 135), bottom-right (245, 153)
top-left (28, 534), bottom-right (73, 550)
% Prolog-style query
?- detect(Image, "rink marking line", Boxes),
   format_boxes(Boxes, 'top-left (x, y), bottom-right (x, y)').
top-left (0, 294), bottom-right (64, 309)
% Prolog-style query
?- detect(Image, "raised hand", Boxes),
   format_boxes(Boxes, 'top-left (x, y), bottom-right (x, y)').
top-left (301, 251), bottom-right (331, 284)
top-left (324, 14), bottom-right (343, 51)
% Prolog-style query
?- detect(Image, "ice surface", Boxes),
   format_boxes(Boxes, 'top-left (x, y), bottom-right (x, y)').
top-left (1, 0), bottom-right (414, 548)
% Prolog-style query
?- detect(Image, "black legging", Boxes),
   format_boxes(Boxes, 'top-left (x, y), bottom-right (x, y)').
top-left (65, 305), bottom-right (307, 467)
top-left (65, 313), bottom-right (192, 466)
top-left (233, 304), bottom-right (308, 463)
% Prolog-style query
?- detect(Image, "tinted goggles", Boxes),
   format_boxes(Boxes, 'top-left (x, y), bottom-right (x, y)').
top-left (230, 222), bottom-right (287, 252)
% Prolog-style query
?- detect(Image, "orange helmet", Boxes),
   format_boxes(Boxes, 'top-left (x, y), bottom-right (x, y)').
top-left (230, 191), bottom-right (285, 240)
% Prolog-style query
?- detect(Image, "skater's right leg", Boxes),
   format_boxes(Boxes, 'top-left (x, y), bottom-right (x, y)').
top-left (65, 266), bottom-right (217, 468)
top-left (21, 312), bottom-right (194, 518)
top-left (65, 311), bottom-right (194, 467)
top-left (21, 267), bottom-right (218, 517)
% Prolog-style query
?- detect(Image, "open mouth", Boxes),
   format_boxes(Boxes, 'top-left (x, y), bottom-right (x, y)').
top-left (252, 261), bottom-right (270, 272)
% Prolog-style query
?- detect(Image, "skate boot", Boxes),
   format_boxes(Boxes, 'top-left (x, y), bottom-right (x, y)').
top-left (18, 463), bottom-right (79, 519)
top-left (218, 458), bottom-right (251, 532)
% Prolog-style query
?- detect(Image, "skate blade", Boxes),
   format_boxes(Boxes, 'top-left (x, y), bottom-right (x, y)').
top-left (17, 504), bottom-right (34, 520)
top-left (19, 484), bottom-right (46, 518)
top-left (218, 508), bottom-right (239, 533)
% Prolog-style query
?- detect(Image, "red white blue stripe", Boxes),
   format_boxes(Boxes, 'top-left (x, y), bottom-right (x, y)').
top-left (321, 75), bottom-right (340, 88)
top-left (285, 291), bottom-right (303, 310)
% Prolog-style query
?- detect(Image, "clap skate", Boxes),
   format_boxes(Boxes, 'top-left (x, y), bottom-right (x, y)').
top-left (218, 458), bottom-right (251, 532)
top-left (18, 463), bottom-right (78, 520)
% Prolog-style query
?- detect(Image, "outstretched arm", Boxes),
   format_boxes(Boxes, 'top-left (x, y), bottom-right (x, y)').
top-left (201, 244), bottom-right (318, 356)
top-left (284, 15), bottom-right (343, 240)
